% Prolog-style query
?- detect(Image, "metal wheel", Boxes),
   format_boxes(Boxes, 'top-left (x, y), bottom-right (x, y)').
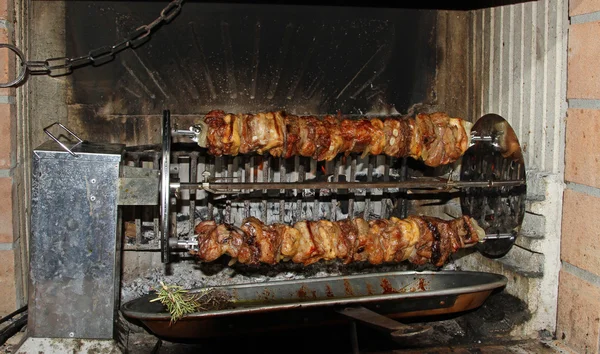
top-left (160, 110), bottom-right (172, 263)
top-left (460, 114), bottom-right (526, 258)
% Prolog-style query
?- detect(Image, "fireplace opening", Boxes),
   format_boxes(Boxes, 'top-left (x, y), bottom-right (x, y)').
top-left (7, 0), bottom-right (568, 352)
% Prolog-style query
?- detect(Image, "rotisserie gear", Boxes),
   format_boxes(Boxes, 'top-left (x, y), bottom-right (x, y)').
top-left (193, 215), bottom-right (483, 267)
top-left (196, 111), bottom-right (473, 167)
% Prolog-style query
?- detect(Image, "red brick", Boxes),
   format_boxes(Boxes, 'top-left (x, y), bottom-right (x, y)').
top-left (568, 22), bottom-right (600, 99)
top-left (0, 249), bottom-right (16, 317)
top-left (0, 178), bottom-right (12, 244)
top-left (571, 0), bottom-right (600, 16)
top-left (565, 109), bottom-right (600, 187)
top-left (0, 0), bottom-right (11, 21)
top-left (562, 189), bottom-right (600, 275)
top-left (0, 27), bottom-right (16, 97)
top-left (0, 104), bottom-right (13, 170)
top-left (557, 270), bottom-right (600, 354)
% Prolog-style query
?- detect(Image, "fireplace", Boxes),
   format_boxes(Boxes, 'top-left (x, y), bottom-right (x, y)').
top-left (0, 0), bottom-right (585, 352)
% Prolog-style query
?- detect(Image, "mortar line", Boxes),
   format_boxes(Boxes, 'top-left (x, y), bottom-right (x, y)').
top-left (568, 98), bottom-right (600, 109)
top-left (570, 11), bottom-right (600, 24)
top-left (562, 261), bottom-right (600, 288)
top-left (0, 96), bottom-right (16, 104)
top-left (0, 243), bottom-right (13, 251)
top-left (0, 169), bottom-right (11, 178)
top-left (565, 181), bottom-right (600, 198)
top-left (0, 20), bottom-right (13, 30)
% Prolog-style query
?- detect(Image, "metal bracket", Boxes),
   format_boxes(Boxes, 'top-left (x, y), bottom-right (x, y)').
top-left (336, 306), bottom-right (432, 338)
top-left (43, 122), bottom-right (83, 157)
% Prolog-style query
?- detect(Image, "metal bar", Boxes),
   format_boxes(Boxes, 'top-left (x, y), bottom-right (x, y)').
top-left (226, 156), bottom-right (233, 224)
top-left (152, 153), bottom-right (161, 248)
top-left (382, 156), bottom-right (390, 219)
top-left (332, 159), bottom-right (340, 221)
top-left (174, 180), bottom-right (525, 191)
top-left (399, 157), bottom-right (408, 218)
top-left (296, 156), bottom-right (304, 222)
top-left (244, 156), bottom-right (251, 218)
top-left (206, 156), bottom-right (215, 220)
top-left (262, 157), bottom-right (269, 222)
top-left (135, 218), bottom-right (142, 246)
top-left (349, 157), bottom-right (356, 217)
top-left (312, 159), bottom-right (319, 221)
top-left (189, 152), bottom-right (198, 236)
top-left (364, 156), bottom-right (374, 219)
top-left (279, 157), bottom-right (285, 223)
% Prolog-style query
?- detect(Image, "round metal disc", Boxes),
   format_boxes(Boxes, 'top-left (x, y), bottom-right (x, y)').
top-left (460, 114), bottom-right (526, 258)
top-left (160, 110), bottom-right (172, 263)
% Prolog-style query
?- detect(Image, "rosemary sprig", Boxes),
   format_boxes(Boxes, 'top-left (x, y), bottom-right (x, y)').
top-left (149, 282), bottom-right (229, 324)
top-left (150, 281), bottom-right (201, 324)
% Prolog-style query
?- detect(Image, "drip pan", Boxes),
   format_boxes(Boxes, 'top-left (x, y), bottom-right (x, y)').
top-left (121, 271), bottom-right (507, 341)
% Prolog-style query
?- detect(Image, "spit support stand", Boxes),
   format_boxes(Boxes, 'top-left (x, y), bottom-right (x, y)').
top-left (460, 114), bottom-right (526, 258)
top-left (160, 110), bottom-right (172, 263)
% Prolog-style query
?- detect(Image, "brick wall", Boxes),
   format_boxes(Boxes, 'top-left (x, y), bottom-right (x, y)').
top-left (0, 0), bottom-right (18, 317)
top-left (558, 1), bottom-right (600, 353)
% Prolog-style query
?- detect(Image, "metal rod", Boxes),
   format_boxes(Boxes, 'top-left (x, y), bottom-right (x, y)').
top-left (173, 179), bottom-right (525, 191)
top-left (172, 232), bottom-right (513, 250)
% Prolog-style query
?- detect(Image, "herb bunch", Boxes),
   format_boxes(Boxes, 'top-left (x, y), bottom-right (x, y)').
top-left (150, 281), bottom-right (228, 324)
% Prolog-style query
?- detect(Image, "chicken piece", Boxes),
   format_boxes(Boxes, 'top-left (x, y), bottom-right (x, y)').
top-left (292, 221), bottom-right (320, 265)
top-left (352, 218), bottom-right (371, 262)
top-left (314, 220), bottom-right (342, 261)
top-left (283, 115), bottom-right (301, 158)
top-left (389, 216), bottom-right (420, 262)
top-left (316, 116), bottom-right (344, 161)
top-left (296, 116), bottom-right (319, 157)
top-left (421, 217), bottom-right (453, 267)
top-left (364, 118), bottom-right (386, 157)
top-left (279, 224), bottom-right (302, 261)
top-left (339, 119), bottom-right (357, 154)
top-left (203, 110), bottom-right (230, 156)
top-left (348, 119), bottom-right (375, 154)
top-left (240, 217), bottom-right (285, 265)
top-left (240, 112), bottom-right (285, 155)
top-left (421, 112), bottom-right (449, 167)
top-left (413, 113), bottom-right (437, 163)
top-left (336, 219), bottom-right (359, 263)
top-left (195, 222), bottom-right (245, 262)
top-left (456, 216), bottom-right (483, 246)
top-left (365, 219), bottom-right (388, 264)
top-left (406, 216), bottom-right (434, 265)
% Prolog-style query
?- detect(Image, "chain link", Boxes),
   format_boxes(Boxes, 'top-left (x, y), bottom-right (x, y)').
top-left (24, 0), bottom-right (184, 78)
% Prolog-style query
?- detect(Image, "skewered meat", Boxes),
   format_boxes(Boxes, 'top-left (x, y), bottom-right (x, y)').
top-left (195, 111), bottom-right (473, 167)
top-left (192, 215), bottom-right (483, 267)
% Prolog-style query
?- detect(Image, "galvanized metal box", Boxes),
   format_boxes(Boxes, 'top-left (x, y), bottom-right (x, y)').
top-left (29, 141), bottom-right (124, 339)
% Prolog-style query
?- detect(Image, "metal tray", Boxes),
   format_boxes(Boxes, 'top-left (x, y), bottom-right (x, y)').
top-left (121, 271), bottom-right (507, 341)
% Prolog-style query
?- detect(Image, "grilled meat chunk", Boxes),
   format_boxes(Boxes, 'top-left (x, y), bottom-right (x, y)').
top-left (197, 111), bottom-right (473, 166)
top-left (193, 215), bottom-right (482, 267)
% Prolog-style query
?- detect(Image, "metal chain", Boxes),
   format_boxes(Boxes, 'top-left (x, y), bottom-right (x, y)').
top-left (0, 0), bottom-right (184, 87)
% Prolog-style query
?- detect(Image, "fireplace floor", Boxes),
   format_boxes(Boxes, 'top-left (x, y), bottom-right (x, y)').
top-left (124, 333), bottom-right (569, 354)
